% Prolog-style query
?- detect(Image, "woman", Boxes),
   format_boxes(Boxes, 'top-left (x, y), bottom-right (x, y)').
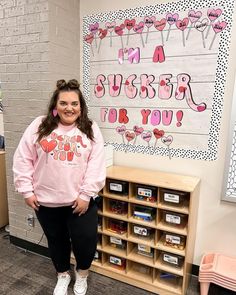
top-left (13, 79), bottom-right (106, 295)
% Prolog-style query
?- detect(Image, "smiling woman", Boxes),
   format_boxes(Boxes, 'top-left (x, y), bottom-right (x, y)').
top-left (13, 79), bottom-right (106, 295)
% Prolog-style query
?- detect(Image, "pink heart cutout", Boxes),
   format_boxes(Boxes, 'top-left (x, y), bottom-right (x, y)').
top-left (84, 33), bottom-right (94, 44)
top-left (124, 19), bottom-right (136, 30)
top-left (195, 19), bottom-right (209, 32)
top-left (161, 136), bottom-right (173, 146)
top-left (133, 126), bottom-right (144, 136)
top-left (141, 132), bottom-right (152, 142)
top-left (125, 131), bottom-right (135, 142)
top-left (40, 139), bottom-right (57, 153)
top-left (207, 8), bottom-right (222, 22)
top-left (166, 13), bottom-right (179, 25)
top-left (105, 21), bottom-right (116, 32)
top-left (116, 125), bottom-right (126, 135)
top-left (144, 16), bottom-right (156, 28)
top-left (98, 28), bottom-right (107, 39)
top-left (176, 18), bottom-right (189, 31)
top-left (188, 10), bottom-right (202, 23)
top-left (89, 22), bottom-right (99, 34)
top-left (133, 21), bottom-right (145, 34)
top-left (115, 25), bottom-right (125, 36)
top-left (154, 19), bottom-right (167, 31)
top-left (212, 21), bottom-right (227, 34)
top-left (153, 129), bottom-right (165, 139)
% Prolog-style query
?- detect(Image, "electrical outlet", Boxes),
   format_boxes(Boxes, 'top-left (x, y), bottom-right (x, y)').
top-left (27, 214), bottom-right (34, 227)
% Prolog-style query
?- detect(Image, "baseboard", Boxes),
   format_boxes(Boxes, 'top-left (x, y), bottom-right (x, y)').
top-left (10, 235), bottom-right (200, 276)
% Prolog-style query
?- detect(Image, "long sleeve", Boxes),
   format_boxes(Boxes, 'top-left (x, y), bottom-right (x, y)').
top-left (78, 122), bottom-right (106, 201)
top-left (13, 117), bottom-right (41, 197)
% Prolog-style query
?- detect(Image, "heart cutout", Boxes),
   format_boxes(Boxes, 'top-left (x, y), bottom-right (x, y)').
top-left (144, 16), bottom-right (156, 28)
top-left (105, 21), bottom-right (116, 32)
top-left (89, 22), bottom-right (99, 34)
top-left (141, 132), bottom-right (152, 142)
top-left (40, 139), bottom-right (57, 153)
top-left (207, 8), bottom-right (222, 22)
top-left (154, 19), bottom-right (167, 31)
top-left (166, 13), bottom-right (179, 25)
top-left (125, 131), bottom-right (135, 142)
top-left (116, 125), bottom-right (126, 135)
top-left (188, 10), bottom-right (202, 23)
top-left (84, 33), bottom-right (94, 44)
top-left (115, 25), bottom-right (125, 36)
top-left (124, 19), bottom-right (136, 30)
top-left (98, 28), bottom-right (108, 39)
top-left (133, 125), bottom-right (144, 136)
top-left (161, 135), bottom-right (173, 146)
top-left (212, 21), bottom-right (227, 34)
top-left (195, 19), bottom-right (209, 32)
top-left (176, 18), bottom-right (189, 31)
top-left (133, 21), bottom-right (145, 33)
top-left (153, 129), bottom-right (165, 139)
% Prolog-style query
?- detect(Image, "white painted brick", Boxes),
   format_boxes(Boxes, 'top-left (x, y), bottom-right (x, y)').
top-left (0, 64), bottom-right (6, 72)
top-left (27, 42), bottom-right (49, 53)
top-left (39, 32), bottom-right (49, 42)
top-left (0, 10), bottom-right (3, 18)
top-left (40, 11), bottom-right (48, 21)
top-left (19, 72), bottom-right (49, 81)
top-left (0, 17), bottom-right (17, 28)
top-left (11, 33), bottom-right (40, 44)
top-left (1, 82), bottom-right (28, 90)
top-left (28, 61), bottom-right (49, 72)
top-left (19, 52), bottom-right (41, 62)
top-left (0, 73), bottom-right (19, 82)
top-left (5, 6), bottom-right (25, 18)
top-left (17, 13), bottom-right (40, 25)
top-left (5, 44), bottom-right (27, 54)
top-left (28, 80), bottom-right (51, 91)
top-left (41, 52), bottom-right (49, 61)
top-left (0, 28), bottom-right (4, 36)
top-left (6, 63), bottom-right (27, 72)
top-left (0, 0), bottom-right (15, 8)
top-left (5, 26), bottom-right (26, 36)
top-left (0, 46), bottom-right (5, 55)
top-left (25, 2), bottom-right (48, 14)
top-left (0, 55), bottom-right (18, 64)
top-left (26, 22), bottom-right (48, 34)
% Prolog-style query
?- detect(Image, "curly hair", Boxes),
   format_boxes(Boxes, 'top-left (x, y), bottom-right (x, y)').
top-left (37, 79), bottom-right (94, 142)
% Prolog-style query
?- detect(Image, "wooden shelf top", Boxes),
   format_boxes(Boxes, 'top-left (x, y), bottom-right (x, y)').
top-left (106, 166), bottom-right (200, 192)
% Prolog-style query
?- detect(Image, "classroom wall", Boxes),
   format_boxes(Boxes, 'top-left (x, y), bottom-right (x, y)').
top-left (80, 0), bottom-right (236, 265)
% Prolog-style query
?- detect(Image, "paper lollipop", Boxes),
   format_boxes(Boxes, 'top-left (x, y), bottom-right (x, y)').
top-left (141, 131), bottom-right (152, 153)
top-left (105, 21), bottom-right (116, 47)
top-left (166, 13), bottom-right (179, 41)
top-left (133, 125), bottom-right (144, 145)
top-left (40, 139), bottom-right (57, 163)
top-left (98, 28), bottom-right (108, 53)
top-left (89, 22), bottom-right (99, 48)
top-left (154, 19), bottom-right (167, 46)
top-left (124, 19), bottom-right (136, 46)
top-left (144, 16), bottom-right (156, 44)
top-left (153, 128), bottom-right (165, 149)
top-left (186, 10), bottom-right (202, 40)
top-left (209, 21), bottom-right (227, 50)
top-left (161, 135), bottom-right (173, 159)
top-left (205, 8), bottom-right (222, 39)
top-left (194, 19), bottom-right (209, 48)
top-left (114, 24), bottom-right (125, 49)
top-left (133, 21), bottom-right (145, 48)
top-left (116, 125), bottom-right (126, 144)
top-left (176, 18), bottom-right (189, 47)
top-left (125, 131), bottom-right (135, 152)
top-left (84, 33), bottom-right (94, 56)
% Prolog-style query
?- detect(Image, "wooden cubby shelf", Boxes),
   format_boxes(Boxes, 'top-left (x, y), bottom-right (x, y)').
top-left (71, 166), bottom-right (200, 295)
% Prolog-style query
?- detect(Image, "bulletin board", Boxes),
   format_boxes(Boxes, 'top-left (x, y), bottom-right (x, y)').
top-left (83, 0), bottom-right (235, 160)
top-left (222, 78), bottom-right (236, 203)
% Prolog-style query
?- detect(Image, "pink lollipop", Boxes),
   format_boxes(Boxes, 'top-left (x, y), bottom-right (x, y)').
top-left (186, 10), bottom-right (202, 40)
top-left (144, 16), bottom-right (156, 44)
top-left (166, 13), bottom-right (179, 41)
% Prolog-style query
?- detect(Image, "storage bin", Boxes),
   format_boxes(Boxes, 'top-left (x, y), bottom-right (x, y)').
top-left (135, 184), bottom-right (157, 202)
top-left (108, 219), bottom-right (127, 234)
top-left (109, 200), bottom-right (128, 215)
top-left (133, 205), bottom-right (156, 222)
top-left (160, 188), bottom-right (188, 207)
top-left (108, 179), bottom-right (129, 195)
top-left (109, 236), bottom-right (126, 249)
top-left (161, 251), bottom-right (184, 268)
top-left (132, 224), bottom-right (154, 238)
top-left (137, 243), bottom-right (154, 257)
top-left (109, 255), bottom-right (126, 270)
top-left (163, 210), bottom-right (187, 228)
top-left (162, 232), bottom-right (186, 250)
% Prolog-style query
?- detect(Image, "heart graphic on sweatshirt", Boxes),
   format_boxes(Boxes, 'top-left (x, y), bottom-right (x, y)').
top-left (40, 139), bottom-right (57, 153)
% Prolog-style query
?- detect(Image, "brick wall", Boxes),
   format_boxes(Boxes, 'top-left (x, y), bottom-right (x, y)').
top-left (1, 0), bottom-right (80, 245)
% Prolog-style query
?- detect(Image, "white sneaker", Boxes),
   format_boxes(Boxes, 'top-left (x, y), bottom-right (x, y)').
top-left (73, 271), bottom-right (88, 295)
top-left (53, 273), bottom-right (71, 295)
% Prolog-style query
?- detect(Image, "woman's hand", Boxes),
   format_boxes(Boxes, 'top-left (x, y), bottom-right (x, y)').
top-left (25, 195), bottom-right (40, 211)
top-left (72, 197), bottom-right (89, 215)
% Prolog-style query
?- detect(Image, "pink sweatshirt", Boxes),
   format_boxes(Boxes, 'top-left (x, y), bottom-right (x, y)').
top-left (13, 116), bottom-right (106, 206)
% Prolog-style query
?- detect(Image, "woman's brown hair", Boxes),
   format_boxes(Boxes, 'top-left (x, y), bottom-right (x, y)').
top-left (37, 79), bottom-right (94, 142)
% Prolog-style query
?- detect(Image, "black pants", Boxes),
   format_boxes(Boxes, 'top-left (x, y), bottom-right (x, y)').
top-left (35, 198), bottom-right (98, 273)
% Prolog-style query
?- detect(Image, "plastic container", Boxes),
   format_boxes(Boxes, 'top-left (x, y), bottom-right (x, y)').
top-left (160, 188), bottom-right (188, 207)
top-left (162, 232), bottom-right (186, 250)
top-left (109, 200), bottom-right (128, 215)
top-left (135, 184), bottom-right (157, 202)
top-left (109, 236), bottom-right (126, 249)
top-left (108, 179), bottom-right (129, 195)
top-left (133, 205), bottom-right (156, 222)
top-left (158, 271), bottom-right (182, 287)
top-left (109, 255), bottom-right (126, 270)
top-left (132, 224), bottom-right (154, 238)
top-left (137, 243), bottom-right (154, 257)
top-left (108, 219), bottom-right (127, 234)
top-left (161, 251), bottom-right (184, 268)
top-left (163, 210), bottom-right (187, 228)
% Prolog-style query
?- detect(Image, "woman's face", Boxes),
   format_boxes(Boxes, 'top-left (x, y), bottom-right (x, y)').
top-left (56, 91), bottom-right (81, 125)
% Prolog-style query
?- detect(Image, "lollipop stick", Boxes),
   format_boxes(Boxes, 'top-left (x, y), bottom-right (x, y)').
top-left (94, 35), bottom-right (98, 48)
top-left (205, 24), bottom-right (211, 39)
top-left (166, 24), bottom-right (171, 41)
top-left (126, 31), bottom-right (130, 45)
top-left (120, 36), bottom-right (124, 49)
top-left (161, 31), bottom-right (164, 46)
top-left (122, 135), bottom-right (125, 144)
top-left (186, 23), bottom-right (193, 40)
top-left (110, 32), bottom-right (112, 47)
top-left (145, 27), bottom-right (150, 43)
top-left (98, 39), bottom-right (102, 53)
top-left (182, 30), bottom-right (185, 47)
top-left (140, 34), bottom-right (145, 48)
top-left (90, 44), bottom-right (94, 56)
top-left (209, 33), bottom-right (216, 50)
top-left (201, 32), bottom-right (206, 48)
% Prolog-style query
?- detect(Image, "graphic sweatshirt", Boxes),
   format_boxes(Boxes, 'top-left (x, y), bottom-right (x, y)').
top-left (13, 116), bottom-right (106, 206)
